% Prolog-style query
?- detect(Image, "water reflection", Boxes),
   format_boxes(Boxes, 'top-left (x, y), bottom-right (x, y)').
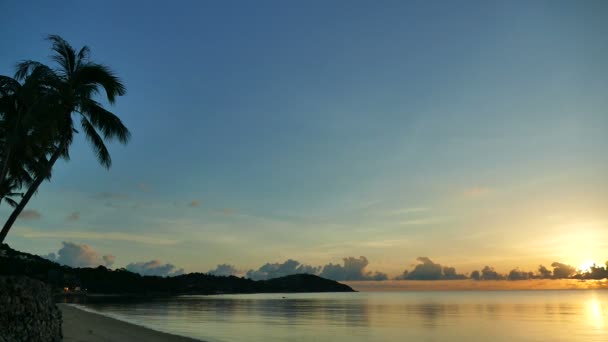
top-left (587, 297), bottom-right (604, 329)
top-left (74, 291), bottom-right (608, 342)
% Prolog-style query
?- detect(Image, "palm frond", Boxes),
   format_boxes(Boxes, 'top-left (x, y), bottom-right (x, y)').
top-left (14, 60), bottom-right (45, 81)
top-left (47, 35), bottom-right (76, 77)
top-left (76, 46), bottom-right (91, 70)
top-left (4, 197), bottom-right (18, 208)
top-left (74, 63), bottom-right (126, 104)
top-left (80, 100), bottom-right (130, 143)
top-left (80, 117), bottom-right (111, 168)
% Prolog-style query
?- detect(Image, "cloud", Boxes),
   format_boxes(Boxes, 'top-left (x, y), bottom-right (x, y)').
top-left (551, 262), bottom-right (576, 278)
top-left (125, 260), bottom-right (184, 277)
top-left (92, 192), bottom-right (129, 200)
top-left (42, 253), bottom-right (57, 262)
top-left (538, 265), bottom-right (552, 278)
top-left (188, 200), bottom-right (200, 208)
top-left (92, 192), bottom-right (138, 209)
top-left (43, 241), bottom-right (115, 268)
top-left (18, 209), bottom-right (41, 220)
top-left (480, 266), bottom-right (504, 280)
top-left (218, 208), bottom-right (236, 215)
top-left (138, 182), bottom-right (151, 192)
top-left (104, 202), bottom-right (140, 209)
top-left (208, 264), bottom-right (240, 277)
top-left (320, 256), bottom-right (387, 281)
top-left (399, 217), bottom-right (450, 226)
top-left (385, 207), bottom-right (429, 216)
top-left (20, 229), bottom-right (178, 245)
top-left (469, 262), bottom-right (579, 281)
top-left (102, 255), bottom-right (116, 267)
top-left (399, 257), bottom-right (466, 280)
top-left (66, 212), bottom-right (80, 222)
top-left (463, 186), bottom-right (490, 198)
top-left (508, 268), bottom-right (533, 280)
top-left (246, 259), bottom-right (321, 280)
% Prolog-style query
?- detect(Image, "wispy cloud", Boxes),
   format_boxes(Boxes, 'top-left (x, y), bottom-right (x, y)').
top-left (66, 212), bottom-right (80, 222)
top-left (384, 207), bottom-right (429, 216)
top-left (361, 238), bottom-right (411, 248)
top-left (463, 186), bottom-right (491, 198)
top-left (399, 217), bottom-right (451, 225)
top-left (217, 208), bottom-right (236, 215)
top-left (105, 202), bottom-right (140, 209)
top-left (19, 209), bottom-right (41, 220)
top-left (138, 182), bottom-right (151, 192)
top-left (92, 192), bottom-right (129, 200)
top-left (188, 200), bottom-right (201, 208)
top-left (20, 229), bottom-right (178, 245)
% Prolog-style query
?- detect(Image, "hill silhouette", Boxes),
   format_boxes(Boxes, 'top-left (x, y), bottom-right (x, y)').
top-left (0, 244), bottom-right (354, 295)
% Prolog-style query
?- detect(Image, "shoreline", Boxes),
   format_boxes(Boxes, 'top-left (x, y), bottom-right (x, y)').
top-left (59, 304), bottom-right (202, 342)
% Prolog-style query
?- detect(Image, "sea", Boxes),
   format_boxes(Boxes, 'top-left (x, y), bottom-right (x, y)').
top-left (67, 287), bottom-right (608, 341)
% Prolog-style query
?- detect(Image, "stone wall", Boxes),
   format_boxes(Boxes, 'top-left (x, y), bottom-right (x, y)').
top-left (0, 276), bottom-right (61, 342)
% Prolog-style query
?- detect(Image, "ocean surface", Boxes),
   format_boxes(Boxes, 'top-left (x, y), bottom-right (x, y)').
top-left (71, 290), bottom-right (608, 341)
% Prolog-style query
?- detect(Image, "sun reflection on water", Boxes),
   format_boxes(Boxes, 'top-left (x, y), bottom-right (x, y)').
top-left (586, 296), bottom-right (605, 329)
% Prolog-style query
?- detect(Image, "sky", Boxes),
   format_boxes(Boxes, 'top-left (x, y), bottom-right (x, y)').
top-left (0, 1), bottom-right (607, 278)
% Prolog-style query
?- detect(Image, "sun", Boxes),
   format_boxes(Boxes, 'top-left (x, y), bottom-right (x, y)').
top-left (579, 259), bottom-right (597, 273)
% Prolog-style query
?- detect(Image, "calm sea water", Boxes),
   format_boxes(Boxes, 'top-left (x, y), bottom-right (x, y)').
top-left (73, 290), bottom-right (608, 342)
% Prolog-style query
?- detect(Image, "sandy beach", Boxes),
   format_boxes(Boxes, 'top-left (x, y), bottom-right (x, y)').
top-left (59, 304), bottom-right (202, 342)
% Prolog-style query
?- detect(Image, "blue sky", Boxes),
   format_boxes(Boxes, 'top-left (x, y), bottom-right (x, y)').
top-left (1, 1), bottom-right (607, 276)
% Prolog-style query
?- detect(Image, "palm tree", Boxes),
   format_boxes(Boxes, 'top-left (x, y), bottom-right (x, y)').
top-left (0, 35), bottom-right (131, 243)
top-left (0, 73), bottom-right (56, 207)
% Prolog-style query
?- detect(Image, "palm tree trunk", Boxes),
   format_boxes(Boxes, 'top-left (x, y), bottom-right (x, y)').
top-left (0, 138), bottom-right (67, 243)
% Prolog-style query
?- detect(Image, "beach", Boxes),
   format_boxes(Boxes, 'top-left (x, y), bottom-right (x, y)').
top-left (59, 304), bottom-right (201, 342)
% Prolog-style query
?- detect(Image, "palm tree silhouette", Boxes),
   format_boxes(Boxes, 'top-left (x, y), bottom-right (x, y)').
top-left (0, 35), bottom-right (130, 243)
top-left (0, 74), bottom-right (56, 208)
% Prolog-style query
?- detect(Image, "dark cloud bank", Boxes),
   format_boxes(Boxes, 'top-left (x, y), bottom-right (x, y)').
top-left (207, 264), bottom-right (240, 277)
top-left (395, 257), bottom-right (467, 280)
top-left (125, 260), bottom-right (184, 277)
top-left (206, 256), bottom-right (388, 281)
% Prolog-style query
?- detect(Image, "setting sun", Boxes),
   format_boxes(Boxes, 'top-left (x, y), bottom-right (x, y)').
top-left (579, 260), bottom-right (597, 273)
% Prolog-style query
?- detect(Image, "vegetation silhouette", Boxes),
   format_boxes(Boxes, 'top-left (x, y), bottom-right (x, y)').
top-left (0, 244), bottom-right (354, 294)
top-left (0, 35), bottom-right (130, 243)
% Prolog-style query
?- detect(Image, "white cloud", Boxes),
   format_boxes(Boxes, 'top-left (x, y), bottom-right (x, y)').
top-left (44, 241), bottom-right (115, 268)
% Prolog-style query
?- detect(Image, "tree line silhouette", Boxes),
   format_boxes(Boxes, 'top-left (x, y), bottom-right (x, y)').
top-left (0, 244), bottom-right (353, 294)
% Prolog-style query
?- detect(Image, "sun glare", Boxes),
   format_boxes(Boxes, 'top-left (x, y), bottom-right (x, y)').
top-left (579, 259), bottom-right (597, 273)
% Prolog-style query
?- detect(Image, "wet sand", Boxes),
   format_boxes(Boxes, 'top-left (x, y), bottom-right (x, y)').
top-left (59, 304), bottom-right (202, 342)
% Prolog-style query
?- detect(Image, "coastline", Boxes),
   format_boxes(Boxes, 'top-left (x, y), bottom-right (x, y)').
top-left (59, 304), bottom-right (202, 342)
